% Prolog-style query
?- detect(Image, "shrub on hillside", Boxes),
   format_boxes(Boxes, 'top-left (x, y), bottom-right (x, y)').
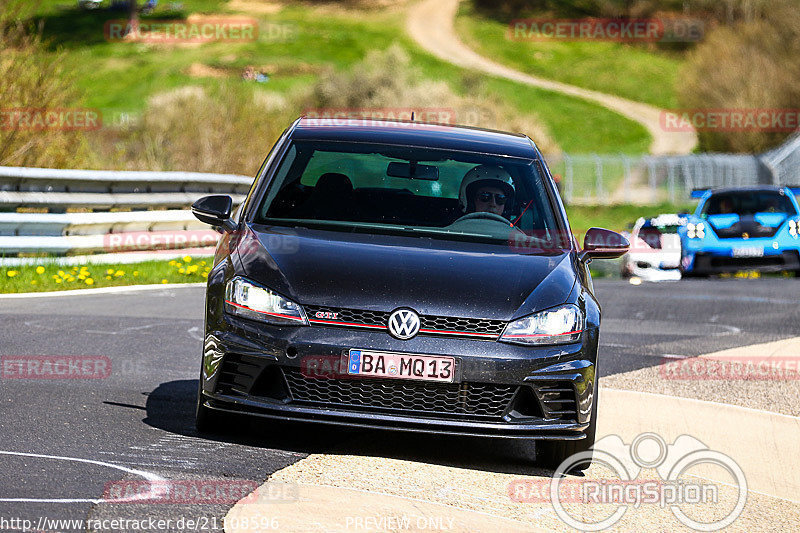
top-left (0, 0), bottom-right (93, 168)
top-left (677, 0), bottom-right (800, 152)
top-left (110, 86), bottom-right (294, 175)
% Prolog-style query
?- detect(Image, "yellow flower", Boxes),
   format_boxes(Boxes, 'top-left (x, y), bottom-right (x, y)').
top-left (183, 256), bottom-right (192, 263)
top-left (106, 268), bottom-right (114, 275)
top-left (85, 278), bottom-right (94, 285)
top-left (30, 280), bottom-right (37, 285)
top-left (187, 265), bottom-right (198, 273)
top-left (199, 261), bottom-right (206, 266)
top-left (161, 279), bottom-right (168, 284)
top-left (55, 278), bottom-right (62, 284)
top-left (114, 270), bottom-right (124, 277)
top-left (202, 271), bottom-right (208, 278)
top-left (6, 270), bottom-right (17, 277)
top-left (36, 266), bottom-right (45, 274)
top-left (169, 260), bottom-right (177, 266)
top-left (78, 274), bottom-right (86, 280)
top-left (58, 270), bottom-right (66, 277)
top-left (105, 275), bottom-right (112, 280)
top-left (67, 277), bottom-right (75, 282)
top-left (178, 268), bottom-right (185, 274)
top-left (133, 271), bottom-right (139, 277)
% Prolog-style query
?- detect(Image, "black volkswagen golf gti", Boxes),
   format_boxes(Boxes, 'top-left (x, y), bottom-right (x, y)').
top-left (191, 117), bottom-right (628, 469)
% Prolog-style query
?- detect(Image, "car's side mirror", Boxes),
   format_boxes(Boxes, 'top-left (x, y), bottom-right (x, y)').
top-left (579, 227), bottom-right (629, 262)
top-left (192, 195), bottom-right (237, 232)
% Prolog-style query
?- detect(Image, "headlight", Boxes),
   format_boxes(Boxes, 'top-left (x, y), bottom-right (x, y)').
top-left (224, 277), bottom-right (307, 325)
top-left (499, 304), bottom-right (584, 346)
top-left (789, 219), bottom-right (798, 238)
top-left (687, 222), bottom-right (705, 239)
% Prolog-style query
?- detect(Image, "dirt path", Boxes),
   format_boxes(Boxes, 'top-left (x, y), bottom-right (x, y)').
top-left (405, 0), bottom-right (697, 155)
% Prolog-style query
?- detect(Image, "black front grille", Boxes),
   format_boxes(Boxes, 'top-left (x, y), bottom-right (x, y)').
top-left (306, 306), bottom-right (389, 327)
top-left (709, 255), bottom-right (785, 268)
top-left (304, 305), bottom-right (506, 339)
top-left (531, 381), bottom-right (578, 422)
top-left (282, 368), bottom-right (518, 420)
top-left (712, 221), bottom-right (778, 239)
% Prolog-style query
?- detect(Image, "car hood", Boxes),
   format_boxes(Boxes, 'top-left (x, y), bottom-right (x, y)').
top-left (236, 224), bottom-right (577, 321)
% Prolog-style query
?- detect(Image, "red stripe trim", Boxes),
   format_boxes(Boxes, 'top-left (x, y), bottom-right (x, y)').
top-left (502, 329), bottom-right (582, 339)
top-left (308, 319), bottom-right (386, 329)
top-left (225, 300), bottom-right (306, 322)
top-left (308, 319), bottom-right (499, 338)
top-left (418, 328), bottom-right (497, 338)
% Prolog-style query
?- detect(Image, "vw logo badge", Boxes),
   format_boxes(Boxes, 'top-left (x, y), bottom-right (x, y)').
top-left (387, 309), bottom-right (421, 340)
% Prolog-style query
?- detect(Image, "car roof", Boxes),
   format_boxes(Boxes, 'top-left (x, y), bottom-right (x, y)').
top-left (706, 186), bottom-right (789, 195)
top-left (291, 117), bottom-right (541, 159)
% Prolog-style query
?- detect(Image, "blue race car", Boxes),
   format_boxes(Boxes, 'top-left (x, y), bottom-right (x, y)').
top-left (679, 186), bottom-right (800, 277)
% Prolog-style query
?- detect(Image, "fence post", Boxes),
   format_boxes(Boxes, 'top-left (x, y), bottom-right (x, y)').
top-left (594, 154), bottom-right (604, 203)
top-left (667, 161), bottom-right (676, 203)
top-left (564, 154), bottom-right (573, 204)
top-left (647, 158), bottom-right (657, 204)
top-left (621, 154), bottom-right (632, 203)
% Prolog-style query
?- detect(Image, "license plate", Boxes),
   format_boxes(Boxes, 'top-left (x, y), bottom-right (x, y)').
top-left (732, 247), bottom-right (764, 258)
top-left (346, 349), bottom-right (455, 383)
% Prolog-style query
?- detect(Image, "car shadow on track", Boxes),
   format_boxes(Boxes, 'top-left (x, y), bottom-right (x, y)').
top-left (144, 380), bottom-right (559, 478)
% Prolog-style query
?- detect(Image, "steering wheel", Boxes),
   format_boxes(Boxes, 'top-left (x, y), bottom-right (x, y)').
top-left (452, 211), bottom-right (512, 225)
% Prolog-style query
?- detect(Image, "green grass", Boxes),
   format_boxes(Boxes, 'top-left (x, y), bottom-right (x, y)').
top-left (0, 255), bottom-right (211, 293)
top-left (25, 1), bottom-right (651, 154)
top-left (455, 2), bottom-right (684, 109)
top-left (565, 202), bottom-right (696, 233)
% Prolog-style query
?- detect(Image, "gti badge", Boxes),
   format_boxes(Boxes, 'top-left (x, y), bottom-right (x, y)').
top-left (387, 309), bottom-right (421, 340)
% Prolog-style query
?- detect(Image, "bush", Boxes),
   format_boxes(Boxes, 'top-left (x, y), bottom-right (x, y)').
top-left (109, 86), bottom-right (294, 175)
top-left (0, 0), bottom-right (93, 168)
top-left (677, 0), bottom-right (800, 152)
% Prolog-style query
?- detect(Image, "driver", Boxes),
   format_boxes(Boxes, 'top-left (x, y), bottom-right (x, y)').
top-left (458, 165), bottom-right (515, 220)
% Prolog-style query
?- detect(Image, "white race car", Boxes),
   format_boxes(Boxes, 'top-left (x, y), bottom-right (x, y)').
top-left (621, 214), bottom-right (686, 281)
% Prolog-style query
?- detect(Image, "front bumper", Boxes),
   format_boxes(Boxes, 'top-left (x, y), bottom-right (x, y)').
top-left (200, 315), bottom-right (598, 439)
top-left (685, 248), bottom-right (800, 274)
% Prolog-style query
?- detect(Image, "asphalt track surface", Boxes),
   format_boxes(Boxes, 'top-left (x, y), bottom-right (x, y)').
top-left (0, 279), bottom-right (797, 532)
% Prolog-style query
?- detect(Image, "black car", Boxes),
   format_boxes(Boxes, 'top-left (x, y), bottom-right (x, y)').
top-left (191, 117), bottom-right (628, 469)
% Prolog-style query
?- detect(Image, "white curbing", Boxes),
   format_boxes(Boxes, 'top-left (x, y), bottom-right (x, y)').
top-left (0, 282), bottom-right (205, 299)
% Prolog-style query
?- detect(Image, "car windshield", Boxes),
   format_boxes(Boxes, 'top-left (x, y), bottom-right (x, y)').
top-left (255, 140), bottom-right (565, 251)
top-left (702, 191), bottom-right (797, 216)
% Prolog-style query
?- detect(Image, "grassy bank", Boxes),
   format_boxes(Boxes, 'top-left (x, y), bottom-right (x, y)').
top-left (455, 2), bottom-right (684, 110)
top-left (566, 202), bottom-right (695, 233)
top-left (0, 256), bottom-right (211, 293)
top-left (26, 1), bottom-right (650, 156)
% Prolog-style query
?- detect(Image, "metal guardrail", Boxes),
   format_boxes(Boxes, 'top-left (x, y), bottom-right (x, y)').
top-left (0, 166), bottom-right (251, 258)
top-left (0, 211), bottom-right (204, 236)
top-left (0, 166), bottom-right (252, 211)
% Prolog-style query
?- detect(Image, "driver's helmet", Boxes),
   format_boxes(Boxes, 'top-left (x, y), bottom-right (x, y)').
top-left (458, 164), bottom-right (515, 214)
